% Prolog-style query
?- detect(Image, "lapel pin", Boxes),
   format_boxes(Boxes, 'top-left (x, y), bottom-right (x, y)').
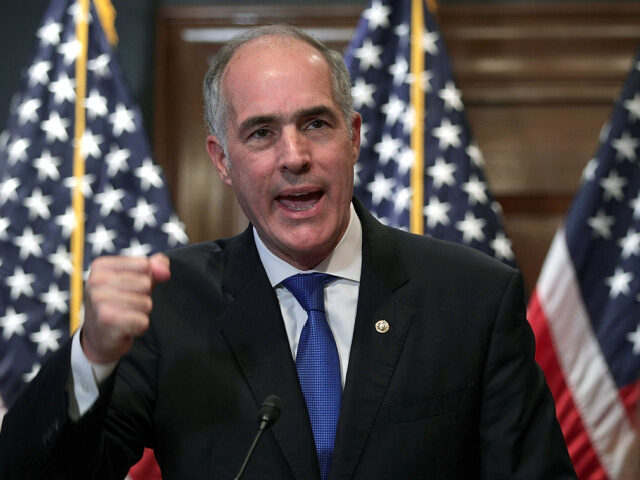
top-left (375, 320), bottom-right (390, 334)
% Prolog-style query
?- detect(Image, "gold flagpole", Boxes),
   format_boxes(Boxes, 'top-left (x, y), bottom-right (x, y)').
top-left (409, 0), bottom-right (425, 235)
top-left (69, 0), bottom-right (90, 333)
top-left (69, 0), bottom-right (118, 333)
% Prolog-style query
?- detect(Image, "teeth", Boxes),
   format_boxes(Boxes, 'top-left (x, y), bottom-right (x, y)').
top-left (279, 192), bottom-right (319, 212)
top-left (289, 203), bottom-right (314, 211)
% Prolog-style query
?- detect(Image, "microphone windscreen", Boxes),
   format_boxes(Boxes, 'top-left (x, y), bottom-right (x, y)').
top-left (258, 395), bottom-right (282, 426)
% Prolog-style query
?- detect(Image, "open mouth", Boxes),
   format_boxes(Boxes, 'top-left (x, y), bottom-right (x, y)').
top-left (277, 191), bottom-right (323, 211)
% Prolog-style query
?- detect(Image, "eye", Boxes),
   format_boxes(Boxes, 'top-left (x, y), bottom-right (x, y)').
top-left (306, 119), bottom-right (327, 130)
top-left (250, 128), bottom-right (271, 139)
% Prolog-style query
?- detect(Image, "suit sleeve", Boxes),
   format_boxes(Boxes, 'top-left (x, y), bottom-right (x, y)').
top-left (0, 324), bottom-right (158, 479)
top-left (479, 270), bottom-right (576, 479)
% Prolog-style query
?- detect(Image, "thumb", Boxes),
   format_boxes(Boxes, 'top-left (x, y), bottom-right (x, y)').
top-left (149, 253), bottom-right (171, 285)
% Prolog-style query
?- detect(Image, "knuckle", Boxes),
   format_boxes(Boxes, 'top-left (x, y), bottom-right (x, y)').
top-left (143, 297), bottom-right (153, 314)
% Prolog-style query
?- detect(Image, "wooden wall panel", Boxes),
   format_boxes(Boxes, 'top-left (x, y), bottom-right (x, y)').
top-left (154, 3), bottom-right (640, 292)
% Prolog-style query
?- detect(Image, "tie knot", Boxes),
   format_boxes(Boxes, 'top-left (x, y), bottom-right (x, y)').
top-left (282, 272), bottom-right (336, 313)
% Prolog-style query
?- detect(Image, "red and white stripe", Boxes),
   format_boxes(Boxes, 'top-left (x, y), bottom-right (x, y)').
top-left (527, 229), bottom-right (639, 479)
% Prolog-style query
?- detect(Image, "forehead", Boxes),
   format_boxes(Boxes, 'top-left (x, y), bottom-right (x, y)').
top-left (222, 35), bottom-right (337, 121)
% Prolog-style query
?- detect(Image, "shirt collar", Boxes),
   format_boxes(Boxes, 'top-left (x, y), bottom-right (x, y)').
top-left (254, 203), bottom-right (362, 287)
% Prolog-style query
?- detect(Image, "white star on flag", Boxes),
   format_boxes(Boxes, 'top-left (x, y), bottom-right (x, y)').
top-left (87, 225), bottom-right (118, 255)
top-left (94, 185), bottom-right (125, 216)
top-left (354, 39), bottom-right (383, 71)
top-left (27, 60), bottom-right (52, 87)
top-left (29, 324), bottom-right (63, 356)
top-left (0, 177), bottom-right (20, 203)
top-left (456, 212), bottom-right (486, 243)
top-left (130, 198), bottom-right (158, 231)
top-left (39, 284), bottom-right (70, 315)
top-left (364, 0), bottom-right (391, 30)
top-left (427, 157), bottom-right (456, 189)
top-left (79, 129), bottom-right (104, 159)
top-left (162, 215), bottom-right (189, 247)
top-left (48, 245), bottom-right (73, 277)
top-left (490, 232), bottom-right (514, 261)
top-left (85, 89), bottom-right (108, 120)
top-left (34, 150), bottom-right (62, 181)
top-left (600, 170), bottom-right (627, 201)
top-left (439, 81), bottom-right (463, 111)
top-left (373, 134), bottom-right (402, 165)
top-left (612, 131), bottom-right (639, 161)
top-left (422, 30), bottom-right (439, 55)
top-left (367, 173), bottom-right (395, 206)
top-left (48, 72), bottom-right (75, 104)
top-left (352, 78), bottom-right (375, 109)
top-left (17, 98), bottom-right (41, 125)
top-left (122, 239), bottom-right (153, 257)
top-left (0, 308), bottom-right (28, 340)
top-left (0, 218), bottom-right (9, 241)
top-left (109, 103), bottom-right (136, 136)
top-left (41, 111), bottom-right (71, 143)
top-left (619, 228), bottom-right (640, 258)
top-left (6, 267), bottom-right (36, 301)
top-left (56, 37), bottom-right (81, 65)
top-left (24, 188), bottom-right (53, 220)
top-left (389, 56), bottom-right (409, 86)
top-left (462, 175), bottom-right (488, 205)
top-left (7, 138), bottom-right (31, 165)
top-left (381, 95), bottom-right (405, 126)
top-left (627, 324), bottom-right (640, 355)
top-left (423, 196), bottom-right (451, 228)
top-left (605, 267), bottom-right (633, 298)
top-left (14, 227), bottom-right (44, 260)
top-left (36, 21), bottom-right (61, 47)
top-left (105, 145), bottom-right (131, 175)
top-left (433, 118), bottom-right (462, 150)
top-left (624, 93), bottom-right (640, 122)
top-left (587, 209), bottom-right (615, 239)
top-left (135, 158), bottom-right (164, 191)
top-left (87, 53), bottom-right (111, 78)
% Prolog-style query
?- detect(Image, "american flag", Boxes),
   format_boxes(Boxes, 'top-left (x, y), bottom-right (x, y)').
top-left (528, 48), bottom-right (640, 479)
top-left (0, 0), bottom-right (187, 424)
top-left (344, 0), bottom-right (515, 266)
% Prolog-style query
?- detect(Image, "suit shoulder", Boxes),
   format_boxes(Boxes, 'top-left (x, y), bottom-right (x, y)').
top-left (385, 225), bottom-right (515, 280)
top-left (165, 238), bottom-right (228, 264)
top-left (159, 235), bottom-right (241, 288)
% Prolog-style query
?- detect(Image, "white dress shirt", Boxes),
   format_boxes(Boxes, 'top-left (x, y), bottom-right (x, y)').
top-left (253, 203), bottom-right (362, 387)
top-left (70, 203), bottom-right (362, 415)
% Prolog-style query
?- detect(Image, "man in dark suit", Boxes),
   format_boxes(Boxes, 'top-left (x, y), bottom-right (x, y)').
top-left (0, 25), bottom-right (575, 479)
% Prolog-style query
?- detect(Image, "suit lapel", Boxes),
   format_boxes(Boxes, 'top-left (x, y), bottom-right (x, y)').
top-left (214, 228), bottom-right (320, 479)
top-left (331, 201), bottom-right (414, 479)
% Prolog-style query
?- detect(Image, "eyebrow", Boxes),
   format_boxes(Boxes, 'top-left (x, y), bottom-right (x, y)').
top-left (237, 105), bottom-right (339, 134)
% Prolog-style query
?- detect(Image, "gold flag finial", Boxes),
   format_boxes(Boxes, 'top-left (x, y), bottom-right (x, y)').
top-left (93, 0), bottom-right (118, 46)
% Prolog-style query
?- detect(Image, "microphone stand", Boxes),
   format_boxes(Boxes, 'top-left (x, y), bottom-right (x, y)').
top-left (234, 395), bottom-right (282, 480)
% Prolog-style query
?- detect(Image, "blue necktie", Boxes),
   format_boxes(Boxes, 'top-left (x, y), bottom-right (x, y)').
top-left (283, 273), bottom-right (341, 480)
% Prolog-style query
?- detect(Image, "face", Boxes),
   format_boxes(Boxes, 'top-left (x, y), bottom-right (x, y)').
top-left (206, 36), bottom-right (361, 270)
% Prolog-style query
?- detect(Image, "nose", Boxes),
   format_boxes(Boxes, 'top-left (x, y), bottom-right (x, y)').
top-left (278, 127), bottom-right (310, 173)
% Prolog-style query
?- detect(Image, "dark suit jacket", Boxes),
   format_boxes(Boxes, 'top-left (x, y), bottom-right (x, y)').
top-left (0, 200), bottom-right (575, 479)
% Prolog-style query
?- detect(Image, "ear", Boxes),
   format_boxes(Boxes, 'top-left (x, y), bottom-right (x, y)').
top-left (206, 135), bottom-right (232, 186)
top-left (350, 112), bottom-right (362, 165)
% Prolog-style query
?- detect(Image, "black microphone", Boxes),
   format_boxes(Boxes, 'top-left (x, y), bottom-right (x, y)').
top-left (234, 395), bottom-right (282, 480)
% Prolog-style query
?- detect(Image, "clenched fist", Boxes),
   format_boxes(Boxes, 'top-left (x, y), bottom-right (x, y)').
top-left (81, 253), bottom-right (171, 364)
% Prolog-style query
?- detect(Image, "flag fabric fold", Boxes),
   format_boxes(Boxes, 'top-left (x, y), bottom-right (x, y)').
top-left (528, 48), bottom-right (640, 479)
top-left (0, 0), bottom-right (187, 476)
top-left (344, 0), bottom-right (515, 266)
